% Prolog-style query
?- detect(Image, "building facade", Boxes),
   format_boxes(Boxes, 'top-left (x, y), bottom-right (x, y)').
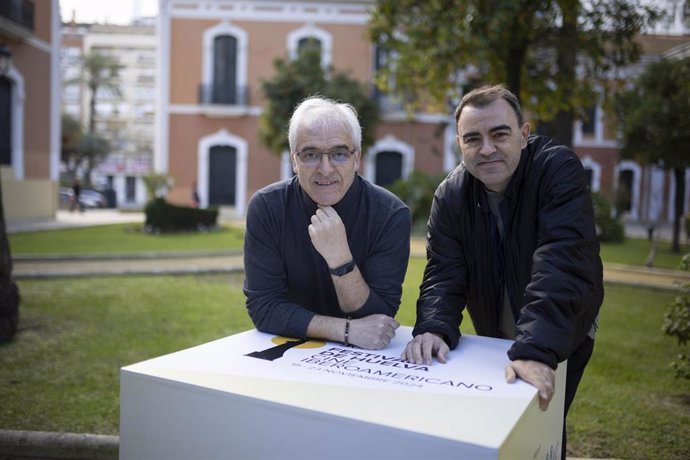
top-left (1, 0), bottom-right (61, 221)
top-left (157, 0), bottom-right (450, 218)
top-left (61, 21), bottom-right (156, 209)
top-left (157, 0), bottom-right (690, 225)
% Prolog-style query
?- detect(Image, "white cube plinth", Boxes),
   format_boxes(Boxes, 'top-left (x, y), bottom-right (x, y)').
top-left (120, 326), bottom-right (565, 459)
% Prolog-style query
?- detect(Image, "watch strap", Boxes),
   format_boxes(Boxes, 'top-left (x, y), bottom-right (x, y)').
top-left (329, 260), bottom-right (356, 276)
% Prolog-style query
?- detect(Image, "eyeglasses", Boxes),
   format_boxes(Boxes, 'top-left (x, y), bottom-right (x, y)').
top-left (296, 148), bottom-right (355, 166)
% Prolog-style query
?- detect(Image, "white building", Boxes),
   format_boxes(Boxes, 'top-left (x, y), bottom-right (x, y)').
top-left (61, 22), bottom-right (156, 209)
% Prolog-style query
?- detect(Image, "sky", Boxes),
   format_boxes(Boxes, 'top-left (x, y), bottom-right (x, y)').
top-left (60, 0), bottom-right (159, 25)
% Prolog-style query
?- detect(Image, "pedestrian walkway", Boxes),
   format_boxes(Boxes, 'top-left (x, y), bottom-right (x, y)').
top-left (6, 209), bottom-right (145, 234)
top-left (7, 210), bottom-right (690, 289)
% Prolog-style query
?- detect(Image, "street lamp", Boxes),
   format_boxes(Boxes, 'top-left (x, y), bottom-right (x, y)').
top-left (0, 44), bottom-right (11, 76)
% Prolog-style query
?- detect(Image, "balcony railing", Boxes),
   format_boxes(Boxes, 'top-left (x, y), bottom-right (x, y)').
top-left (0, 0), bottom-right (34, 32)
top-left (198, 83), bottom-right (249, 106)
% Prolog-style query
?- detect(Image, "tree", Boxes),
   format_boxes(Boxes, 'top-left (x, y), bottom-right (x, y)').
top-left (60, 113), bottom-right (110, 185)
top-left (662, 254), bottom-right (690, 380)
top-left (64, 51), bottom-right (122, 184)
top-left (368, 0), bottom-right (661, 146)
top-left (259, 44), bottom-right (380, 155)
top-left (0, 174), bottom-right (19, 342)
top-left (615, 57), bottom-right (690, 253)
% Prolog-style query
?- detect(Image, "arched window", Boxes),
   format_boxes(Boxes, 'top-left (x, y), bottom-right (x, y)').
top-left (287, 24), bottom-right (332, 68)
top-left (202, 22), bottom-right (248, 105)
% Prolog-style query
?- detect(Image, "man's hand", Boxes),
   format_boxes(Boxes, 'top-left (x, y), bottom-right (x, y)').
top-left (308, 206), bottom-right (351, 268)
top-left (349, 315), bottom-right (399, 350)
top-left (505, 359), bottom-right (556, 411)
top-left (401, 332), bottom-right (449, 365)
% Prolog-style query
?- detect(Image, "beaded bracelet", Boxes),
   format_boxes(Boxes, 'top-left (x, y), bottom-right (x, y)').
top-left (344, 316), bottom-right (351, 346)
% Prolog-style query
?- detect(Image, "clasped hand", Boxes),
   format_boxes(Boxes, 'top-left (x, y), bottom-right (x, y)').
top-left (403, 334), bottom-right (556, 410)
top-left (349, 314), bottom-right (400, 350)
top-left (308, 206), bottom-right (351, 267)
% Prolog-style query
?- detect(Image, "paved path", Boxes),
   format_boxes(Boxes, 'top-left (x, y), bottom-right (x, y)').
top-left (11, 240), bottom-right (690, 290)
top-left (8, 210), bottom-right (689, 289)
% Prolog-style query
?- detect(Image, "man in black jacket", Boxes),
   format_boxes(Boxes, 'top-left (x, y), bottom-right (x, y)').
top-left (402, 85), bottom-right (603, 457)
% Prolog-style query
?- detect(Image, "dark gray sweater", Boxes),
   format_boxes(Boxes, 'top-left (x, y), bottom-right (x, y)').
top-left (243, 175), bottom-right (411, 339)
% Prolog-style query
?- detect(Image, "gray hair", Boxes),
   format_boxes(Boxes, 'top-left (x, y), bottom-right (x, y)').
top-left (288, 96), bottom-right (362, 153)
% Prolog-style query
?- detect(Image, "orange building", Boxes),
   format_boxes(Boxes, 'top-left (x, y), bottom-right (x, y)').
top-left (0, 0), bottom-right (61, 221)
top-left (158, 0), bottom-right (690, 225)
top-left (157, 0), bottom-right (451, 218)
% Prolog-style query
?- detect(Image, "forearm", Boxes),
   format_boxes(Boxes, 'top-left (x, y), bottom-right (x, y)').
top-left (331, 265), bottom-right (370, 313)
top-left (306, 315), bottom-right (348, 344)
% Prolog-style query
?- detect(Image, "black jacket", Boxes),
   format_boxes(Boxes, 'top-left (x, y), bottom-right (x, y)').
top-left (413, 135), bottom-right (603, 369)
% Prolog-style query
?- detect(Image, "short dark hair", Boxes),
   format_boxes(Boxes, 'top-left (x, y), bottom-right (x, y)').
top-left (454, 84), bottom-right (524, 126)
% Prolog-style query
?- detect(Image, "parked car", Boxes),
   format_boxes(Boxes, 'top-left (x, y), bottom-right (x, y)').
top-left (59, 187), bottom-right (107, 209)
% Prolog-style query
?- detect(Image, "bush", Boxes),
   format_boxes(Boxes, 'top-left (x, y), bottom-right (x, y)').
top-left (662, 254), bottom-right (690, 380)
top-left (144, 198), bottom-right (218, 233)
top-left (388, 171), bottom-right (445, 230)
top-left (591, 192), bottom-right (625, 243)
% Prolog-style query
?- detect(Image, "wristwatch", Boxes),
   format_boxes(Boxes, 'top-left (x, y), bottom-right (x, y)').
top-left (329, 260), bottom-right (356, 276)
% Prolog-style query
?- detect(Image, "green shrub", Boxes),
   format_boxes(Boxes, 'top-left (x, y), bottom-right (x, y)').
top-left (591, 192), bottom-right (625, 242)
top-left (388, 171), bottom-right (445, 229)
top-left (144, 198), bottom-right (218, 233)
top-left (662, 254), bottom-right (690, 380)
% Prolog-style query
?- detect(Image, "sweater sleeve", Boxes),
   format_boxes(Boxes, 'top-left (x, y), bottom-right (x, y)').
top-left (352, 206), bottom-right (411, 319)
top-left (243, 192), bottom-right (315, 339)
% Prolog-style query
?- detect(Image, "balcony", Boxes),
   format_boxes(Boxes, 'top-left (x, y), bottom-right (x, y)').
top-left (197, 83), bottom-right (250, 118)
top-left (0, 0), bottom-right (34, 38)
top-left (198, 83), bottom-right (249, 106)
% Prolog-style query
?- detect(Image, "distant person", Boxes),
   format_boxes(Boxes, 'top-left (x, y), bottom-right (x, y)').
top-left (191, 182), bottom-right (200, 208)
top-left (243, 96), bottom-right (411, 349)
top-left (401, 85), bottom-right (603, 459)
top-left (70, 178), bottom-right (84, 212)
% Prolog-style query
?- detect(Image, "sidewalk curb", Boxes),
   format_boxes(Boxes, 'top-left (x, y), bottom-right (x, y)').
top-left (12, 249), bottom-right (243, 262)
top-left (0, 430), bottom-right (118, 460)
top-left (13, 265), bottom-right (245, 279)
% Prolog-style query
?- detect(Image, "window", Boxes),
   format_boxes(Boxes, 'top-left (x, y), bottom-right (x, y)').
top-left (581, 105), bottom-right (596, 136)
top-left (287, 24), bottom-right (332, 68)
top-left (126, 176), bottom-right (136, 202)
top-left (0, 76), bottom-right (11, 165)
top-left (374, 151), bottom-right (403, 188)
top-left (202, 22), bottom-right (248, 106)
top-left (212, 35), bottom-right (238, 104)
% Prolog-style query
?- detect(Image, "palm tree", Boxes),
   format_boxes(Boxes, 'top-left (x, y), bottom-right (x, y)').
top-left (79, 51), bottom-right (122, 135)
top-left (65, 51), bottom-right (121, 185)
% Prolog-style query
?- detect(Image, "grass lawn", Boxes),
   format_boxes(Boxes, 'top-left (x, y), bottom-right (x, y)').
top-left (7, 223), bottom-right (245, 255)
top-left (1, 258), bottom-right (689, 458)
top-left (0, 274), bottom-right (252, 434)
top-left (8, 222), bottom-right (688, 269)
top-left (2, 225), bottom-right (690, 458)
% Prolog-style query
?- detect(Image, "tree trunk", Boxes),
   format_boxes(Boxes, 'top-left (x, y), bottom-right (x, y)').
top-left (0, 174), bottom-right (20, 343)
top-left (554, 0), bottom-right (578, 148)
top-left (88, 82), bottom-right (97, 135)
top-left (672, 167), bottom-right (685, 253)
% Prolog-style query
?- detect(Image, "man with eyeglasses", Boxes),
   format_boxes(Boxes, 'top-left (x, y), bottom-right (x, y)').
top-left (243, 96), bottom-right (411, 349)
